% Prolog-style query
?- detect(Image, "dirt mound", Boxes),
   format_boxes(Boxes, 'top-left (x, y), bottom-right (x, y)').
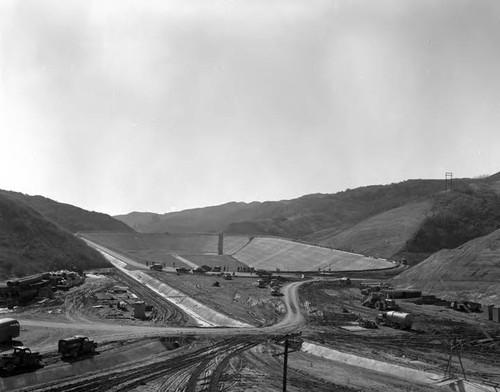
top-left (393, 228), bottom-right (500, 303)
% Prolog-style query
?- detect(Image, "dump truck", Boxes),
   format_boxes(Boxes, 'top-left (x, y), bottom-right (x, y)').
top-left (376, 311), bottom-right (413, 330)
top-left (361, 292), bottom-right (398, 311)
top-left (0, 318), bottom-right (20, 343)
top-left (58, 336), bottom-right (97, 358)
top-left (0, 346), bottom-right (42, 372)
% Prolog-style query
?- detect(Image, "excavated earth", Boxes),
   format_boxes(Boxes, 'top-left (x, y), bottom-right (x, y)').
top-left (1, 248), bottom-right (499, 391)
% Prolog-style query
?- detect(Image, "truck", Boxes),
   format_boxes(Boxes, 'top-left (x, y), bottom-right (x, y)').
top-left (0, 318), bottom-right (20, 343)
top-left (361, 292), bottom-right (398, 311)
top-left (376, 311), bottom-right (413, 330)
top-left (149, 263), bottom-right (163, 271)
top-left (58, 336), bottom-right (97, 359)
top-left (0, 346), bottom-right (42, 372)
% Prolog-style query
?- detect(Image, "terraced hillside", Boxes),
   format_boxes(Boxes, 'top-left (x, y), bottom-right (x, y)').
top-left (393, 228), bottom-right (500, 303)
top-left (308, 200), bottom-right (433, 259)
top-left (232, 237), bottom-right (395, 272)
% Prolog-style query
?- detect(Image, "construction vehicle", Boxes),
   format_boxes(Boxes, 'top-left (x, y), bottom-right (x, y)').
top-left (270, 286), bottom-right (283, 296)
top-left (361, 292), bottom-right (398, 311)
top-left (0, 318), bottom-right (20, 343)
top-left (339, 277), bottom-right (352, 285)
top-left (256, 279), bottom-right (267, 288)
top-left (357, 317), bottom-right (378, 329)
top-left (450, 301), bottom-right (481, 312)
top-left (376, 311), bottom-right (413, 330)
top-left (149, 263), bottom-right (163, 271)
top-left (0, 346), bottom-right (42, 372)
top-left (360, 282), bottom-right (392, 295)
top-left (58, 336), bottom-right (97, 359)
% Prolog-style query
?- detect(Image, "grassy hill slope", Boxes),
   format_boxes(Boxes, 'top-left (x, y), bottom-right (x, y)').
top-left (0, 193), bottom-right (110, 280)
top-left (0, 190), bottom-right (134, 233)
top-left (306, 200), bottom-right (433, 259)
top-left (115, 179), bottom-right (448, 237)
top-left (392, 228), bottom-right (500, 303)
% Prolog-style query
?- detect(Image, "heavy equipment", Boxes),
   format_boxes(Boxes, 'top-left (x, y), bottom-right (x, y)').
top-left (357, 317), bottom-right (378, 329)
top-left (0, 347), bottom-right (42, 372)
top-left (270, 286), bottom-right (283, 296)
top-left (361, 292), bottom-right (398, 311)
top-left (58, 336), bottom-right (97, 358)
top-left (376, 311), bottom-right (413, 330)
top-left (149, 263), bottom-right (163, 271)
top-left (0, 318), bottom-right (20, 343)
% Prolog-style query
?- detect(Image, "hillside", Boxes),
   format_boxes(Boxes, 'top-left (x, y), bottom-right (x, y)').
top-left (0, 193), bottom-right (110, 280)
top-left (0, 190), bottom-right (134, 233)
top-left (392, 227), bottom-right (500, 303)
top-left (115, 179), bottom-right (449, 236)
top-left (305, 200), bottom-right (433, 259)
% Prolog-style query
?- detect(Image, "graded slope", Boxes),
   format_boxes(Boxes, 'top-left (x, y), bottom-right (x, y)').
top-left (0, 193), bottom-right (109, 279)
top-left (81, 232), bottom-right (219, 254)
top-left (315, 200), bottom-right (432, 259)
top-left (232, 237), bottom-right (394, 272)
top-left (393, 228), bottom-right (500, 303)
top-left (0, 189), bottom-right (133, 233)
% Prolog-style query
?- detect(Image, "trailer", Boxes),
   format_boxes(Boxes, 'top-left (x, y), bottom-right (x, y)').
top-left (0, 318), bottom-right (20, 343)
top-left (376, 311), bottom-right (413, 330)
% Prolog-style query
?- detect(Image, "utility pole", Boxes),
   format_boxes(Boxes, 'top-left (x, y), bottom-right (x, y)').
top-left (272, 333), bottom-right (302, 392)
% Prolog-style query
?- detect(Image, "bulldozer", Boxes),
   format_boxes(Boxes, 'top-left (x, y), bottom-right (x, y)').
top-left (0, 346), bottom-right (42, 372)
top-left (361, 292), bottom-right (398, 311)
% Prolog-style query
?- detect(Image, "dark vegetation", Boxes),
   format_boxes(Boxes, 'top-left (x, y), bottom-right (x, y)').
top-left (0, 190), bottom-right (133, 233)
top-left (405, 185), bottom-right (500, 253)
top-left (0, 193), bottom-right (110, 280)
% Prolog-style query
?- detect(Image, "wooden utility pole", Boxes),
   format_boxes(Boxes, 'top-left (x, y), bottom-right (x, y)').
top-left (272, 333), bottom-right (302, 392)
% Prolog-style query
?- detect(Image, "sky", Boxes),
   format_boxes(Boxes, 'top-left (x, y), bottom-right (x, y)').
top-left (1, 0), bottom-right (500, 216)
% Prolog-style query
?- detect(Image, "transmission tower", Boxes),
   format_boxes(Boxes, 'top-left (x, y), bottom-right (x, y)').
top-left (445, 172), bottom-right (453, 192)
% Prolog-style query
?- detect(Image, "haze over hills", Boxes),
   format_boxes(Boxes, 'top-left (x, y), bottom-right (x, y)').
top-left (0, 190), bottom-right (134, 234)
top-left (0, 193), bottom-right (110, 280)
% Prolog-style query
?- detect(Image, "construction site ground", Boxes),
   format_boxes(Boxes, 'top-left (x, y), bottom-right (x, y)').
top-left (1, 266), bottom-right (500, 391)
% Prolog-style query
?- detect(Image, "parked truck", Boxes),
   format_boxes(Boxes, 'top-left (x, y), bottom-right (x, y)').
top-left (0, 346), bottom-right (42, 372)
top-left (376, 311), bottom-right (413, 330)
top-left (58, 336), bottom-right (97, 358)
top-left (0, 318), bottom-right (20, 343)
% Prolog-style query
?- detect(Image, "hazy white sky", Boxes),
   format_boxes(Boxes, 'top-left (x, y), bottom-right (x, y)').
top-left (1, 0), bottom-right (500, 215)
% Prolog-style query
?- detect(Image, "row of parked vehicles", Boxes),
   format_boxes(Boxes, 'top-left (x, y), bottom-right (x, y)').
top-left (0, 318), bottom-right (97, 373)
